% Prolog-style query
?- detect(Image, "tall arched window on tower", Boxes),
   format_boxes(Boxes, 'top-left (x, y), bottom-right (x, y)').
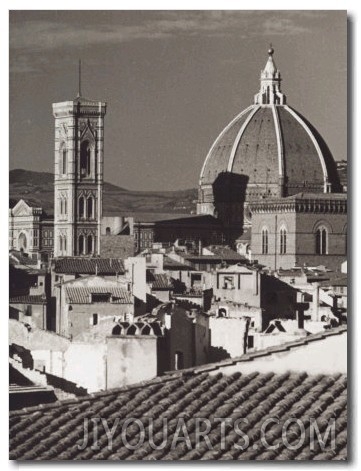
top-left (63, 235), bottom-right (67, 253)
top-left (59, 144), bottom-right (67, 175)
top-left (316, 227), bottom-right (328, 255)
top-left (262, 228), bottom-right (269, 255)
top-left (87, 235), bottom-right (93, 254)
top-left (79, 235), bottom-right (84, 255)
top-left (87, 196), bottom-right (94, 219)
top-left (80, 140), bottom-right (91, 177)
top-left (79, 196), bottom-right (85, 218)
top-left (62, 147), bottom-right (67, 174)
top-left (280, 228), bottom-right (287, 254)
top-left (59, 235), bottom-right (63, 253)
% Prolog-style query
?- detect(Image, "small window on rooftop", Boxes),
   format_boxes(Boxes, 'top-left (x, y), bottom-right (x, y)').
top-left (91, 293), bottom-right (110, 303)
top-left (92, 313), bottom-right (98, 326)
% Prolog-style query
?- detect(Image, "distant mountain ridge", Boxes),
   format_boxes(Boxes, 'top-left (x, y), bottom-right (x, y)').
top-left (9, 169), bottom-right (198, 217)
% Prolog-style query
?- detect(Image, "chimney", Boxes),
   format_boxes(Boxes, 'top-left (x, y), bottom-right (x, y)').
top-left (295, 302), bottom-right (309, 330)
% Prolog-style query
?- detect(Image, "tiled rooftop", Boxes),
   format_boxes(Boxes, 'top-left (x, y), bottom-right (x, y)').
top-left (9, 295), bottom-right (47, 305)
top-left (9, 369), bottom-right (347, 460)
top-left (163, 256), bottom-right (192, 271)
top-left (65, 287), bottom-right (132, 304)
top-left (53, 258), bottom-right (125, 275)
top-left (146, 273), bottom-right (174, 290)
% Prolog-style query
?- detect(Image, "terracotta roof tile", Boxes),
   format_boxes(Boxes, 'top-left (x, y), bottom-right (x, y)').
top-left (54, 257), bottom-right (125, 275)
top-left (9, 369), bottom-right (347, 460)
top-left (9, 295), bottom-right (47, 305)
top-left (65, 287), bottom-right (132, 304)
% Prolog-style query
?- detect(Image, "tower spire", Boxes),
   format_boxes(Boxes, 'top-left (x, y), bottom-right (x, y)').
top-left (254, 45), bottom-right (286, 105)
top-left (77, 59), bottom-right (82, 98)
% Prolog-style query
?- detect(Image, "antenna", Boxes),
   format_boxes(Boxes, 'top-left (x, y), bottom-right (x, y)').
top-left (77, 59), bottom-right (82, 98)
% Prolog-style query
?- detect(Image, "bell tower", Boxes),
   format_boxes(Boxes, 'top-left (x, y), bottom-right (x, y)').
top-left (52, 72), bottom-right (107, 257)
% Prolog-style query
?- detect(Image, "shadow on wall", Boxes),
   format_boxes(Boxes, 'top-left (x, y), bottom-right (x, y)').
top-left (212, 172), bottom-right (249, 241)
top-left (208, 345), bottom-right (231, 363)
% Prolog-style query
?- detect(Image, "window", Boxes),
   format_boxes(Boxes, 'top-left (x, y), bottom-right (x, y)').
top-left (87, 197), bottom-right (93, 219)
top-left (64, 198), bottom-right (67, 215)
top-left (87, 235), bottom-right (93, 254)
top-left (63, 236), bottom-right (67, 252)
top-left (80, 140), bottom-right (91, 177)
top-left (62, 148), bottom-right (67, 174)
top-left (79, 197), bottom-right (85, 218)
top-left (280, 228), bottom-right (287, 254)
top-left (223, 276), bottom-right (235, 289)
top-left (316, 227), bottom-right (328, 255)
top-left (262, 228), bottom-right (269, 254)
top-left (59, 235), bottom-right (63, 252)
top-left (79, 234), bottom-right (85, 255)
top-left (106, 227), bottom-right (111, 235)
top-left (92, 313), bottom-right (98, 325)
top-left (92, 293), bottom-right (110, 303)
top-left (174, 351), bottom-right (184, 371)
top-left (248, 335), bottom-right (254, 349)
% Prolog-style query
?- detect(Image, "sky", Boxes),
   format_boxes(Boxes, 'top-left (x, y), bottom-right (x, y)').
top-left (9, 10), bottom-right (347, 191)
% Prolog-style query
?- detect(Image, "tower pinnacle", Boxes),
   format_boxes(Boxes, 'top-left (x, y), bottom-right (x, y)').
top-left (254, 46), bottom-right (286, 105)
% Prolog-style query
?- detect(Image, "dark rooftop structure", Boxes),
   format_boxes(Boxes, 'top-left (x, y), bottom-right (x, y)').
top-left (53, 257), bottom-right (125, 275)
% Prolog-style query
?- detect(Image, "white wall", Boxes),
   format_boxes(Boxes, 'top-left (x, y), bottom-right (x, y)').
top-left (210, 331), bottom-right (347, 376)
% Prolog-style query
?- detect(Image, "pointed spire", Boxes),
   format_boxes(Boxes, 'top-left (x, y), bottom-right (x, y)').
top-left (77, 59), bottom-right (82, 98)
top-left (254, 45), bottom-right (286, 105)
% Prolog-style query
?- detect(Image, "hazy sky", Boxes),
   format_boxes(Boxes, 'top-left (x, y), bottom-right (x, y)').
top-left (9, 10), bottom-right (347, 191)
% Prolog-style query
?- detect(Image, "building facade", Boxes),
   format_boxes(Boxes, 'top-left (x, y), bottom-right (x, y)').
top-left (9, 200), bottom-right (54, 257)
top-left (250, 193), bottom-right (347, 271)
top-left (52, 95), bottom-right (107, 257)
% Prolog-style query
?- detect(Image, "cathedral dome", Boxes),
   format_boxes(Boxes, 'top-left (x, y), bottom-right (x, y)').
top-left (197, 48), bottom-right (341, 218)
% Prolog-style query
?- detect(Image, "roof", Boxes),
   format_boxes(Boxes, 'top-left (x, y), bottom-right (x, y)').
top-left (163, 256), bottom-right (192, 271)
top-left (9, 251), bottom-right (39, 267)
top-left (65, 287), bottom-right (132, 304)
top-left (199, 52), bottom-right (341, 199)
top-left (53, 257), bottom-right (125, 275)
top-left (205, 245), bottom-right (246, 260)
top-left (319, 275), bottom-right (348, 288)
top-left (9, 367), bottom-right (347, 460)
top-left (146, 272), bottom-right (174, 290)
top-left (9, 295), bottom-right (47, 305)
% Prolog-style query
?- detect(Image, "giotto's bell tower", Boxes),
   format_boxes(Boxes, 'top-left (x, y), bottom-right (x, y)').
top-left (52, 84), bottom-right (107, 257)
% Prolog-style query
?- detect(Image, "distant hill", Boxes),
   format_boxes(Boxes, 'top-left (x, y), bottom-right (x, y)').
top-left (9, 169), bottom-right (198, 217)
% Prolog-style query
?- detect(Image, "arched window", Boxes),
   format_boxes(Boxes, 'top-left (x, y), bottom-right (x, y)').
top-left (87, 235), bottom-right (93, 254)
top-left (18, 233), bottom-right (27, 251)
top-left (112, 325), bottom-right (122, 335)
top-left (63, 235), bottom-right (67, 253)
top-left (316, 227), bottom-right (328, 255)
top-left (87, 197), bottom-right (93, 219)
top-left (62, 148), bottom-right (67, 174)
top-left (262, 228), bottom-right (269, 255)
top-left (79, 235), bottom-right (84, 255)
top-left (64, 198), bottom-right (67, 215)
top-left (280, 228), bottom-right (287, 254)
top-left (80, 140), bottom-right (91, 177)
top-left (106, 227), bottom-right (111, 236)
top-left (79, 197), bottom-right (85, 218)
top-left (59, 235), bottom-right (63, 252)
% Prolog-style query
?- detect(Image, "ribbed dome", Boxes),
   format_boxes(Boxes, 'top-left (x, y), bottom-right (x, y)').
top-left (197, 48), bottom-right (341, 221)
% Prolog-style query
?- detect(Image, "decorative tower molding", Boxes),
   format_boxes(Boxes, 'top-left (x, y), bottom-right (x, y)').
top-left (254, 46), bottom-right (286, 105)
top-left (53, 92), bottom-right (107, 257)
